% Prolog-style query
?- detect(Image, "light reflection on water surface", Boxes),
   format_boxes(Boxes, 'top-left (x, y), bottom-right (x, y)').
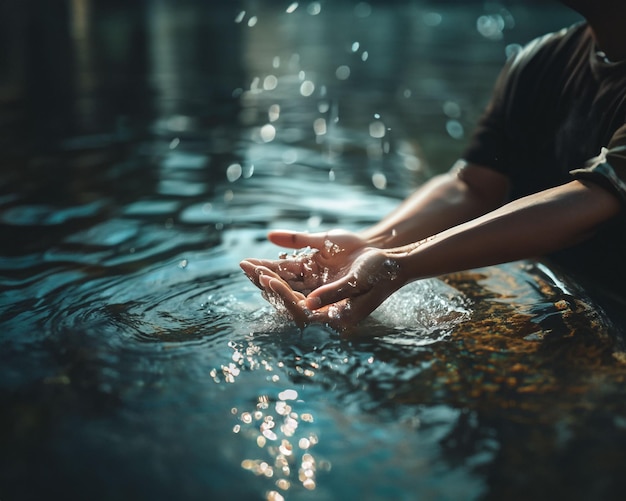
top-left (3, 1), bottom-right (626, 500)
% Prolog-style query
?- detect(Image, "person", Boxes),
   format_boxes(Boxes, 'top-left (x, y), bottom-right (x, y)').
top-left (240, 0), bottom-right (626, 333)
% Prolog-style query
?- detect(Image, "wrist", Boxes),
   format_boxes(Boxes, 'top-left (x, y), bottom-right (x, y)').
top-left (387, 236), bottom-right (437, 285)
top-left (359, 228), bottom-right (396, 249)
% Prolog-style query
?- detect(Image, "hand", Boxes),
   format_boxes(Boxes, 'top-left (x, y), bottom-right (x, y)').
top-left (240, 229), bottom-right (368, 295)
top-left (251, 248), bottom-right (406, 332)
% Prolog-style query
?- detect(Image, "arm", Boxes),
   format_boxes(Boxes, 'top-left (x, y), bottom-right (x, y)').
top-left (360, 160), bottom-right (510, 247)
top-left (304, 178), bottom-right (622, 318)
top-left (241, 161), bottom-right (509, 295)
top-left (393, 178), bottom-right (621, 280)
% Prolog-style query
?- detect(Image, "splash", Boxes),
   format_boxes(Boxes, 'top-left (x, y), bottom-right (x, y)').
top-left (372, 278), bottom-right (470, 341)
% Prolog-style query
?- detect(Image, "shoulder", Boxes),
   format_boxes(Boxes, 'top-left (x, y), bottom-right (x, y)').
top-left (493, 22), bottom-right (592, 98)
top-left (508, 22), bottom-right (590, 68)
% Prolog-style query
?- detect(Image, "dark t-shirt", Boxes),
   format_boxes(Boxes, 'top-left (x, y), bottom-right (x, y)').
top-left (462, 22), bottom-right (626, 299)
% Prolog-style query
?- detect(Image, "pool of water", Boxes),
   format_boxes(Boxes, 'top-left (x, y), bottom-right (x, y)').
top-left (3, 1), bottom-right (626, 500)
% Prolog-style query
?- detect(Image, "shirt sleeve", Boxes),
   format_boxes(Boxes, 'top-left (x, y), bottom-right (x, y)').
top-left (570, 124), bottom-right (626, 202)
top-left (461, 33), bottom-right (556, 176)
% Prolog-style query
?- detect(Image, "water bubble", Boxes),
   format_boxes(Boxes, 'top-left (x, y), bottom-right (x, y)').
top-left (335, 65), bottom-right (350, 80)
top-left (300, 81), bottom-right (315, 97)
top-left (476, 14), bottom-right (504, 40)
top-left (286, 2), bottom-right (298, 14)
top-left (313, 118), bottom-right (327, 136)
top-left (278, 389), bottom-right (298, 400)
top-left (443, 100), bottom-right (461, 119)
top-left (446, 120), bottom-right (464, 140)
top-left (261, 124), bottom-right (277, 142)
top-left (307, 2), bottom-right (321, 15)
top-left (369, 120), bottom-right (385, 138)
top-left (361, 51), bottom-right (369, 62)
top-left (267, 491), bottom-right (285, 501)
top-left (372, 172), bottom-right (387, 190)
top-left (248, 16), bottom-right (258, 28)
top-left (268, 104), bottom-right (280, 122)
top-left (226, 163), bottom-right (242, 182)
top-left (264, 75), bottom-right (278, 91)
top-left (351, 42), bottom-right (360, 52)
top-left (263, 429), bottom-right (278, 441)
top-left (235, 10), bottom-right (246, 23)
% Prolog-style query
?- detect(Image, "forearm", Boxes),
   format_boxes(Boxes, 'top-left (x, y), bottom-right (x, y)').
top-left (359, 161), bottom-right (508, 248)
top-left (393, 180), bottom-right (622, 281)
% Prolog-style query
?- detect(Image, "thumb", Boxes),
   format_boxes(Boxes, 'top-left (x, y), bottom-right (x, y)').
top-left (268, 230), bottom-right (328, 250)
top-left (305, 276), bottom-right (363, 310)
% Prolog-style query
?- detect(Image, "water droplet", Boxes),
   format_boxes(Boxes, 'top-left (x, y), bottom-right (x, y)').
top-left (372, 172), bottom-right (387, 190)
top-left (369, 120), bottom-right (385, 138)
top-left (383, 258), bottom-right (400, 280)
top-left (446, 119), bottom-right (464, 140)
top-left (267, 491), bottom-right (285, 501)
top-left (268, 104), bottom-right (280, 121)
top-left (278, 389), bottom-right (298, 400)
top-left (307, 2), bottom-right (321, 15)
top-left (313, 118), bottom-right (326, 135)
top-left (261, 124), bottom-right (277, 142)
top-left (300, 81), bottom-right (315, 97)
top-left (226, 163), bottom-right (242, 182)
top-left (443, 100), bottom-right (461, 118)
top-left (335, 65), bottom-right (350, 80)
top-left (264, 75), bottom-right (278, 91)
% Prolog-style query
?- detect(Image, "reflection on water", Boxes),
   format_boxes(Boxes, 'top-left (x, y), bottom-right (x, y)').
top-left (4, 1), bottom-right (626, 500)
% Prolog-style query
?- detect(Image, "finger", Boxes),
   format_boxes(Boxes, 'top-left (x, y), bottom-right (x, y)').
top-left (240, 260), bottom-right (264, 289)
top-left (241, 259), bottom-right (308, 290)
top-left (244, 257), bottom-right (308, 279)
top-left (241, 261), bottom-right (292, 291)
top-left (266, 278), bottom-right (310, 328)
top-left (304, 275), bottom-right (366, 310)
top-left (268, 230), bottom-right (328, 250)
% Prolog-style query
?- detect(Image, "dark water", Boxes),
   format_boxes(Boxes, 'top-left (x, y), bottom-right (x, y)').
top-left (3, 1), bottom-right (626, 500)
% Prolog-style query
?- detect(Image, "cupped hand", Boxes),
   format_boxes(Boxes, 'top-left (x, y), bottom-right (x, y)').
top-left (240, 229), bottom-right (369, 295)
top-left (249, 248), bottom-right (406, 333)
